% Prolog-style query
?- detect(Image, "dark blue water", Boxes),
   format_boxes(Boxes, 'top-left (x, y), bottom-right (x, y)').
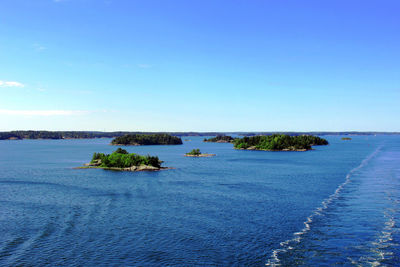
top-left (0, 136), bottom-right (399, 266)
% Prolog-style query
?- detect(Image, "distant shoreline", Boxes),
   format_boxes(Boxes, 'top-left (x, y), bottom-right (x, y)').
top-left (184, 154), bottom-right (216, 157)
top-left (1, 130), bottom-right (399, 141)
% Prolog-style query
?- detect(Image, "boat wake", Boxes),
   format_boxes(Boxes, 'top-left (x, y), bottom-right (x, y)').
top-left (350, 153), bottom-right (400, 266)
top-left (265, 146), bottom-right (383, 266)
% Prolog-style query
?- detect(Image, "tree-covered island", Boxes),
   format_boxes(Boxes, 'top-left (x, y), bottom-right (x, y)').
top-left (185, 149), bottom-right (216, 157)
top-left (203, 135), bottom-right (235, 143)
top-left (111, 134), bottom-right (183, 146)
top-left (77, 148), bottom-right (169, 171)
top-left (234, 134), bottom-right (328, 151)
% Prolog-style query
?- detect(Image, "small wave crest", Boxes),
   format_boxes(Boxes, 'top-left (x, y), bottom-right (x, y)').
top-left (265, 146), bottom-right (382, 266)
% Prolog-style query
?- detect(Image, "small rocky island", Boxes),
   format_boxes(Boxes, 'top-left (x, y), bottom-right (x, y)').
top-left (203, 135), bottom-right (235, 143)
top-left (341, 137), bottom-right (352, 140)
top-left (77, 148), bottom-right (169, 171)
top-left (234, 134), bottom-right (328, 151)
top-left (185, 149), bottom-right (216, 157)
top-left (111, 133), bottom-right (182, 146)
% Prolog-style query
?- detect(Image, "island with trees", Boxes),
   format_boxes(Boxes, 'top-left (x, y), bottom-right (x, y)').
top-left (234, 134), bottom-right (328, 151)
top-left (185, 149), bottom-right (216, 157)
top-left (77, 148), bottom-right (169, 171)
top-left (203, 135), bottom-right (235, 143)
top-left (111, 134), bottom-right (183, 146)
top-left (341, 137), bottom-right (352, 140)
top-left (0, 131), bottom-right (125, 140)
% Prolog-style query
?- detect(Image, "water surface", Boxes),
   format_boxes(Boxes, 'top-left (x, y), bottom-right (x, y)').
top-left (0, 136), bottom-right (398, 266)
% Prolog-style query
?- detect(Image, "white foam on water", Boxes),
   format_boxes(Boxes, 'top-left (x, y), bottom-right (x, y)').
top-left (356, 195), bottom-right (399, 265)
top-left (265, 146), bottom-right (382, 266)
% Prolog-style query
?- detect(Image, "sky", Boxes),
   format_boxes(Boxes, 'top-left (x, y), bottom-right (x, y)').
top-left (0, 0), bottom-right (399, 132)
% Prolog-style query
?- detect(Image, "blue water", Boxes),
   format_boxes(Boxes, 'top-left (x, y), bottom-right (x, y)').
top-left (0, 136), bottom-right (399, 266)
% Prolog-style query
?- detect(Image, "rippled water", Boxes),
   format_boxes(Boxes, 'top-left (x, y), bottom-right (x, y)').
top-left (0, 136), bottom-right (399, 266)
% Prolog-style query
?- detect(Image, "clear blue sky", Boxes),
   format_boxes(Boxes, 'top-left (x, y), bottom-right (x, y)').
top-left (0, 0), bottom-right (399, 131)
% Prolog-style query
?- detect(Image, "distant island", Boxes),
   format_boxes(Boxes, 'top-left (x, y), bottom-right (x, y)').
top-left (0, 131), bottom-right (127, 140)
top-left (341, 137), bottom-right (352, 140)
top-left (111, 134), bottom-right (182, 146)
top-left (76, 148), bottom-right (168, 171)
top-left (204, 135), bottom-right (235, 143)
top-left (185, 149), bottom-right (216, 157)
top-left (234, 134), bottom-right (328, 151)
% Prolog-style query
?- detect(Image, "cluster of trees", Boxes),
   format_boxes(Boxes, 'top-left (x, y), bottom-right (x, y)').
top-left (111, 134), bottom-right (183, 145)
top-left (234, 134), bottom-right (328, 151)
top-left (186, 149), bottom-right (201, 155)
top-left (91, 148), bottom-right (161, 168)
top-left (204, 135), bottom-right (235, 143)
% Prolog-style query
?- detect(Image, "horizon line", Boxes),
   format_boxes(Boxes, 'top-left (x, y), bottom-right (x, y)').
top-left (1, 130), bottom-right (400, 134)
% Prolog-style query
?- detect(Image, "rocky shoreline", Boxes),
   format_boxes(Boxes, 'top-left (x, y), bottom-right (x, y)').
top-left (75, 157), bottom-right (171, 172)
top-left (236, 146), bottom-right (310, 152)
top-left (75, 164), bottom-right (171, 172)
top-left (184, 153), bottom-right (216, 157)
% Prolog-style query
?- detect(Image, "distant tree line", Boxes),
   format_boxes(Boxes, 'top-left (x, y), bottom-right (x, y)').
top-left (0, 131), bottom-right (226, 140)
top-left (91, 148), bottom-right (161, 168)
top-left (0, 131), bottom-right (397, 141)
top-left (111, 134), bottom-right (183, 145)
top-left (234, 134), bottom-right (328, 151)
top-left (204, 135), bottom-right (235, 143)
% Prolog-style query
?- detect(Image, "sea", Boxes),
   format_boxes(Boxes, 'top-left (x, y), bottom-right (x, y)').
top-left (0, 136), bottom-right (399, 266)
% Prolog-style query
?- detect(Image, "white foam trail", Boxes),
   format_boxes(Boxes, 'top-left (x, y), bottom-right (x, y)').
top-left (265, 146), bottom-right (382, 266)
top-left (353, 212), bottom-right (396, 266)
top-left (356, 195), bottom-right (399, 265)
